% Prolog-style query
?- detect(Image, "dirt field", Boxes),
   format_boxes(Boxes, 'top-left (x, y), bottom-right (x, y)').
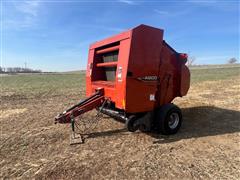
top-left (1, 66), bottom-right (240, 179)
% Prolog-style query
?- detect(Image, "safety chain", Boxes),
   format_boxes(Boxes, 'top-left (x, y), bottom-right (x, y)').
top-left (73, 99), bottom-right (108, 135)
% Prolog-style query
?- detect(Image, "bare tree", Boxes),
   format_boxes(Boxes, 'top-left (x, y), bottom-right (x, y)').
top-left (187, 56), bottom-right (196, 66)
top-left (227, 57), bottom-right (238, 64)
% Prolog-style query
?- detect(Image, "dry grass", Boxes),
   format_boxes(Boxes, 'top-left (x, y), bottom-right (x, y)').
top-left (0, 108), bottom-right (27, 119)
top-left (0, 66), bottom-right (240, 179)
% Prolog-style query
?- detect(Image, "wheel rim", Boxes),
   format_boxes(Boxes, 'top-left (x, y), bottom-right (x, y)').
top-left (168, 112), bottom-right (179, 129)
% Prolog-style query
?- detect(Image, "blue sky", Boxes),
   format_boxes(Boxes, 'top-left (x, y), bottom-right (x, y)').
top-left (1, 0), bottom-right (239, 72)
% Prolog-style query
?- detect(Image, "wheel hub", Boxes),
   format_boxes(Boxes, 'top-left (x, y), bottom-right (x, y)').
top-left (168, 112), bottom-right (179, 129)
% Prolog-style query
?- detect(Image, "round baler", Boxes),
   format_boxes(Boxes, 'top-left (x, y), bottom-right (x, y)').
top-left (55, 24), bottom-right (190, 138)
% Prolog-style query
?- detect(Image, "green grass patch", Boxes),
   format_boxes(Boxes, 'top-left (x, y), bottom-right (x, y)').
top-left (0, 73), bottom-right (85, 97)
top-left (190, 66), bottom-right (240, 84)
top-left (1, 66), bottom-right (239, 97)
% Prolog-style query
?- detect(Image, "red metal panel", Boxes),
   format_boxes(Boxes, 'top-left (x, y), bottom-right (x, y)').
top-left (90, 31), bottom-right (131, 49)
top-left (91, 84), bottom-right (116, 102)
top-left (114, 37), bottom-right (132, 109)
top-left (125, 25), bottom-right (164, 113)
top-left (86, 49), bottom-right (95, 96)
top-left (96, 45), bottom-right (119, 54)
top-left (180, 65), bottom-right (190, 96)
top-left (96, 62), bottom-right (118, 67)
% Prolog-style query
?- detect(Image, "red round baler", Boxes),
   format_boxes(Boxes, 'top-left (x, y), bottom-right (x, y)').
top-left (56, 24), bottom-right (190, 136)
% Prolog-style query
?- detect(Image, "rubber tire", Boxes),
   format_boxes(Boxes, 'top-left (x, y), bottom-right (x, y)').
top-left (126, 115), bottom-right (138, 132)
top-left (155, 103), bottom-right (182, 135)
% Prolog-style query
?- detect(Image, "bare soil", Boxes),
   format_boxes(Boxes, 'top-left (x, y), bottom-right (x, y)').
top-left (1, 75), bottom-right (240, 179)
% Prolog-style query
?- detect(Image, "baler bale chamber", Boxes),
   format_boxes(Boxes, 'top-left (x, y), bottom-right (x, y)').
top-left (55, 24), bottom-right (190, 136)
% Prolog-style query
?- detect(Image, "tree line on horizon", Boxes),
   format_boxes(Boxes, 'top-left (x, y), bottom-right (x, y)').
top-left (0, 66), bottom-right (42, 73)
top-left (0, 57), bottom-right (238, 73)
top-left (186, 57), bottom-right (238, 66)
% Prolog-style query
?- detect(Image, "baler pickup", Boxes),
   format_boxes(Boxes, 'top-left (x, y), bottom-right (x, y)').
top-left (55, 88), bottom-right (105, 124)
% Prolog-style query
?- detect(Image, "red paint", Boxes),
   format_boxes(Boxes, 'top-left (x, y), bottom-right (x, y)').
top-left (96, 45), bottom-right (120, 54)
top-left (96, 62), bottom-right (118, 67)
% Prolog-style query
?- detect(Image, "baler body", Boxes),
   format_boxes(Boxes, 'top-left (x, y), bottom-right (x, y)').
top-left (86, 24), bottom-right (190, 113)
top-left (55, 24), bottom-right (190, 137)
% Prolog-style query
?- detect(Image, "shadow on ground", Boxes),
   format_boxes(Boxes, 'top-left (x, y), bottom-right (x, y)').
top-left (84, 106), bottom-right (240, 143)
top-left (86, 128), bottom-right (127, 139)
top-left (151, 106), bottom-right (240, 144)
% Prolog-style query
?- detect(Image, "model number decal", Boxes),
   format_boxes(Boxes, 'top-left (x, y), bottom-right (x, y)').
top-left (137, 76), bottom-right (158, 81)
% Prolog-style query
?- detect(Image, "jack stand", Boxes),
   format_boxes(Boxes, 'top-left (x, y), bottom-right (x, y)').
top-left (70, 116), bottom-right (84, 145)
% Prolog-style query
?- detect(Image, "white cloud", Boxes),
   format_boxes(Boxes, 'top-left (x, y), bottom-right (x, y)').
top-left (4, 0), bottom-right (41, 29)
top-left (80, 24), bottom-right (124, 32)
top-left (186, 0), bottom-right (237, 12)
top-left (14, 0), bottom-right (41, 17)
top-left (154, 8), bottom-right (190, 17)
top-left (186, 0), bottom-right (217, 4)
top-left (154, 9), bottom-right (169, 15)
top-left (118, 0), bottom-right (136, 5)
top-left (5, 16), bottom-right (35, 29)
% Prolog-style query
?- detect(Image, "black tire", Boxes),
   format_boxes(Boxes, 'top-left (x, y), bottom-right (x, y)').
top-left (154, 103), bottom-right (182, 135)
top-left (126, 115), bottom-right (138, 132)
